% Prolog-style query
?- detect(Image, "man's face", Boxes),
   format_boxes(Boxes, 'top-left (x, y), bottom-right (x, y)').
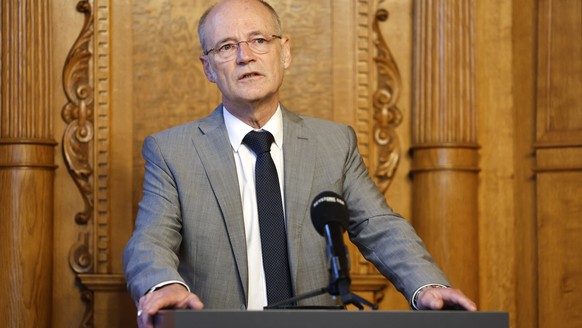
top-left (199, 0), bottom-right (291, 108)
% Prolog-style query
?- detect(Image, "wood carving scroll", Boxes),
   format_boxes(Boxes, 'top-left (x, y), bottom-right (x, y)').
top-left (351, 0), bottom-right (402, 279)
top-left (372, 6), bottom-right (402, 194)
top-left (62, 0), bottom-right (114, 275)
top-left (80, 288), bottom-right (95, 328)
top-left (62, 0), bottom-right (95, 228)
top-left (62, 1), bottom-right (96, 327)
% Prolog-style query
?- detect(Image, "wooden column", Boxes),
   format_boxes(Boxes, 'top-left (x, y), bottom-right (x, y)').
top-left (411, 0), bottom-right (479, 302)
top-left (0, 1), bottom-right (56, 327)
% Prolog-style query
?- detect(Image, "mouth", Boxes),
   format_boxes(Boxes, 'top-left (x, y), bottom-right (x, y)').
top-left (238, 72), bottom-right (262, 80)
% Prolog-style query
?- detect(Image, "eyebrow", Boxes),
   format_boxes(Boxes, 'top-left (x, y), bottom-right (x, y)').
top-left (213, 31), bottom-right (269, 46)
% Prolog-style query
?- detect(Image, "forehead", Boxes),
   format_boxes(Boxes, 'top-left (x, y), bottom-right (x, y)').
top-left (204, 0), bottom-right (276, 43)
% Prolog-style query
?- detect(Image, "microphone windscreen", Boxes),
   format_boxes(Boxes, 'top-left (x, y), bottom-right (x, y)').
top-left (310, 191), bottom-right (349, 235)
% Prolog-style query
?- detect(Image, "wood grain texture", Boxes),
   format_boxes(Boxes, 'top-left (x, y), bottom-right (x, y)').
top-left (131, 0), bottom-right (220, 218)
top-left (411, 0), bottom-right (479, 302)
top-left (535, 2), bottom-right (582, 327)
top-left (536, 0), bottom-right (582, 147)
top-left (0, 167), bottom-right (54, 328)
top-left (0, 0), bottom-right (56, 327)
top-left (475, 1), bottom-right (519, 326)
top-left (537, 170), bottom-right (582, 328)
top-left (412, 0), bottom-right (476, 146)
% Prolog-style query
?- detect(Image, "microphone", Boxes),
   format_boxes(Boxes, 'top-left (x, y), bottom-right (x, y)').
top-left (311, 191), bottom-right (351, 297)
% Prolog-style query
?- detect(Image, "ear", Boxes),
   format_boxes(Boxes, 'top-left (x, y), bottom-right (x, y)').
top-left (280, 37), bottom-right (292, 69)
top-left (200, 55), bottom-right (217, 83)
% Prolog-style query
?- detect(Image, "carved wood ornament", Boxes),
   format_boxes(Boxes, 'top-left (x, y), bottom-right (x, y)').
top-left (351, 0), bottom-right (403, 305)
top-left (62, 0), bottom-right (112, 326)
top-left (62, 1), bottom-right (96, 325)
top-left (371, 6), bottom-right (403, 194)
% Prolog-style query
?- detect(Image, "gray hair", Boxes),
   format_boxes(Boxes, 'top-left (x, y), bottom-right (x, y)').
top-left (198, 0), bottom-right (282, 52)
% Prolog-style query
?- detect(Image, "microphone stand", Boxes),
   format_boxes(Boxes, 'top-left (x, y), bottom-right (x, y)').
top-left (264, 279), bottom-right (377, 310)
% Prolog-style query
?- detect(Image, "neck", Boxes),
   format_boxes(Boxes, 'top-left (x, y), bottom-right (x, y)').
top-left (223, 98), bottom-right (279, 129)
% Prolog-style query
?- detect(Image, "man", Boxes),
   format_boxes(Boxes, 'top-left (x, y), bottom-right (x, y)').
top-left (123, 0), bottom-right (476, 327)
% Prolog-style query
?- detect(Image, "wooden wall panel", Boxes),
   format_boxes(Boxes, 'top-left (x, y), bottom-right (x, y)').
top-left (476, 2), bottom-right (521, 327)
top-left (536, 153), bottom-right (582, 328)
top-left (131, 0), bottom-right (220, 216)
top-left (535, 0), bottom-right (582, 328)
top-left (510, 1), bottom-right (537, 328)
top-left (536, 0), bottom-right (582, 144)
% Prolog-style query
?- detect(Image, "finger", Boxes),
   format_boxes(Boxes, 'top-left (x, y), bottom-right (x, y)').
top-left (139, 293), bottom-right (170, 328)
top-left (448, 291), bottom-right (477, 311)
top-left (137, 296), bottom-right (148, 328)
top-left (185, 295), bottom-right (204, 310)
top-left (136, 308), bottom-right (151, 328)
top-left (441, 288), bottom-right (477, 311)
top-left (175, 292), bottom-right (204, 310)
top-left (426, 288), bottom-right (478, 311)
top-left (420, 289), bottom-right (444, 309)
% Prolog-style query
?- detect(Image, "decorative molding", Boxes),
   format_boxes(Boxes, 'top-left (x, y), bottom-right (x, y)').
top-left (356, 0), bottom-right (371, 166)
top-left (412, 0), bottom-right (477, 147)
top-left (80, 288), bottom-right (95, 328)
top-left (61, 3), bottom-right (96, 326)
top-left (0, 0), bottom-right (53, 139)
top-left (62, 0), bottom-right (95, 227)
top-left (69, 232), bottom-right (94, 274)
top-left (535, 0), bottom-right (582, 147)
top-left (62, 0), bottom-right (112, 273)
top-left (62, 0), bottom-right (112, 326)
top-left (93, 0), bottom-right (112, 275)
top-left (371, 6), bottom-right (403, 194)
top-left (356, 0), bottom-right (403, 193)
top-left (350, 0), bottom-right (401, 282)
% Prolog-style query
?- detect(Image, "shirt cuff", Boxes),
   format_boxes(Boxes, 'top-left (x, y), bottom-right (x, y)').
top-left (146, 280), bottom-right (190, 294)
top-left (410, 283), bottom-right (449, 310)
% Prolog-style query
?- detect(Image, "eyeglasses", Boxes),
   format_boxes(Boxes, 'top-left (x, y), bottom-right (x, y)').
top-left (204, 35), bottom-right (282, 60)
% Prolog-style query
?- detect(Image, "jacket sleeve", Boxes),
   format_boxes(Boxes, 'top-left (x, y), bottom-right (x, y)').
top-left (122, 135), bottom-right (187, 302)
top-left (340, 125), bottom-right (450, 302)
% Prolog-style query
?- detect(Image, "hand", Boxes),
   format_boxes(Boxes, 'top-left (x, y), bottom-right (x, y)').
top-left (137, 283), bottom-right (204, 328)
top-left (416, 287), bottom-right (477, 311)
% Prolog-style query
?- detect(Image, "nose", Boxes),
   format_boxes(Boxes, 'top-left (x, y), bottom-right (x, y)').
top-left (235, 41), bottom-right (255, 64)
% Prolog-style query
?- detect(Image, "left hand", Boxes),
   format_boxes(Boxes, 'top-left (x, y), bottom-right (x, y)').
top-left (416, 287), bottom-right (477, 311)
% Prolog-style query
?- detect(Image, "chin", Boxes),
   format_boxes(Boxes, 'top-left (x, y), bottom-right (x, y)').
top-left (235, 91), bottom-right (272, 103)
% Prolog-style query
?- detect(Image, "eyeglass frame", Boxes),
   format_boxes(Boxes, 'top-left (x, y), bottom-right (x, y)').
top-left (203, 35), bottom-right (283, 58)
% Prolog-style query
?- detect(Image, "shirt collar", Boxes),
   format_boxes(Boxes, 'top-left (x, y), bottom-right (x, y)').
top-left (223, 104), bottom-right (283, 152)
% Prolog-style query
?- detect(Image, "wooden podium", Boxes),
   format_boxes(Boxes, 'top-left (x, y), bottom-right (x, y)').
top-left (154, 310), bottom-right (508, 328)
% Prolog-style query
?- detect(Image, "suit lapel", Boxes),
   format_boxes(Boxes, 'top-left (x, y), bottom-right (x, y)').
top-left (191, 106), bottom-right (317, 301)
top-left (281, 108), bottom-right (317, 284)
top-left (191, 106), bottom-right (248, 302)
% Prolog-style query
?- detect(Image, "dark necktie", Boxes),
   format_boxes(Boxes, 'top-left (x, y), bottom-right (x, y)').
top-left (243, 130), bottom-right (293, 305)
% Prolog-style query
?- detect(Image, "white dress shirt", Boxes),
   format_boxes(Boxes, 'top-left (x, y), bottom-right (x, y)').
top-left (223, 105), bottom-right (285, 310)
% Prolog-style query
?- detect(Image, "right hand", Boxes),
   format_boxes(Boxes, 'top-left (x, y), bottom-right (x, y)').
top-left (137, 283), bottom-right (204, 328)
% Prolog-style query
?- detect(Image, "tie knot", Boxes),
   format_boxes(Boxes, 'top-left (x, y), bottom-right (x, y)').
top-left (243, 130), bottom-right (274, 155)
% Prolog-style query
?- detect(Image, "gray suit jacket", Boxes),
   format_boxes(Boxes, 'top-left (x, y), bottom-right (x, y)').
top-left (123, 105), bottom-right (449, 309)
